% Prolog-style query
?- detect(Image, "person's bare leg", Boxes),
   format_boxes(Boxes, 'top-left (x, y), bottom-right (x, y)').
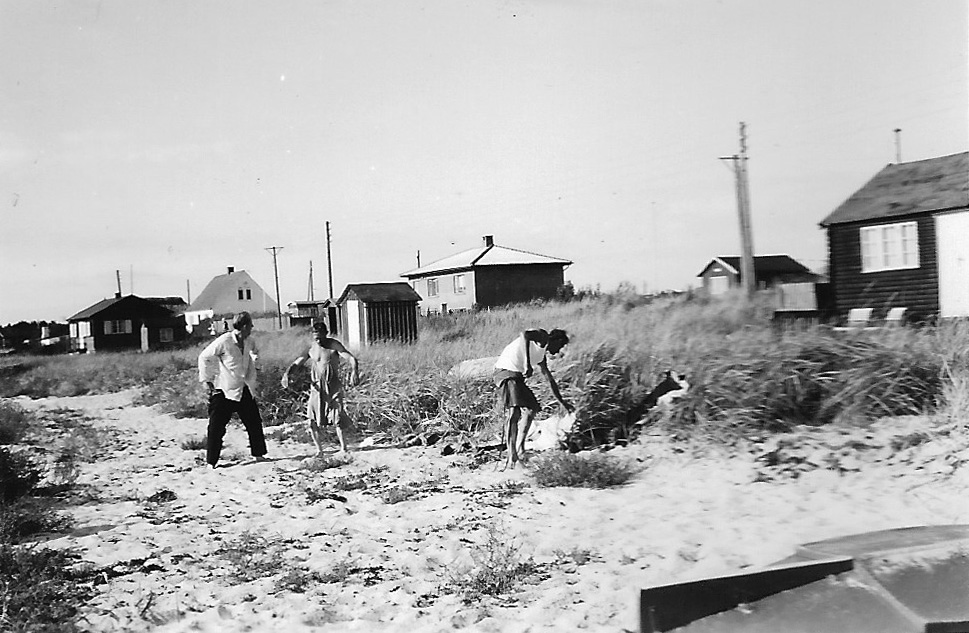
top-left (332, 406), bottom-right (349, 455)
top-left (503, 407), bottom-right (522, 470)
top-left (309, 418), bottom-right (325, 456)
top-left (516, 409), bottom-right (536, 462)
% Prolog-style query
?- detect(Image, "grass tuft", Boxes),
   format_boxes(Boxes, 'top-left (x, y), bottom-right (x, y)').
top-left (530, 451), bottom-right (638, 488)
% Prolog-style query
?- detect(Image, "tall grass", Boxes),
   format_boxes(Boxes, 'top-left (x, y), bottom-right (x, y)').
top-left (3, 293), bottom-right (967, 447)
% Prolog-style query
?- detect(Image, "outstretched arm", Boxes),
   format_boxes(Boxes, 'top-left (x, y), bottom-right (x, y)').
top-left (328, 339), bottom-right (360, 385)
top-left (539, 359), bottom-right (574, 412)
top-left (281, 348), bottom-right (310, 388)
top-left (520, 329), bottom-right (548, 378)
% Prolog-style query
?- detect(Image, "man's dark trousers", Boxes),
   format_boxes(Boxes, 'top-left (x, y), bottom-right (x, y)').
top-left (207, 386), bottom-right (267, 466)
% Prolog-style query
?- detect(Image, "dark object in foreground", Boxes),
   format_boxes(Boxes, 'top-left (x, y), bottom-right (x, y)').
top-left (640, 525), bottom-right (969, 633)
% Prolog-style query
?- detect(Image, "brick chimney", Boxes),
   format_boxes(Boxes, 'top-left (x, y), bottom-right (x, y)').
top-left (482, 235), bottom-right (494, 247)
top-left (227, 266), bottom-right (235, 274)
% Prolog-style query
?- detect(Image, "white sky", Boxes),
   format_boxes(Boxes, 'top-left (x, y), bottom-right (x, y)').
top-left (1, 0), bottom-right (966, 324)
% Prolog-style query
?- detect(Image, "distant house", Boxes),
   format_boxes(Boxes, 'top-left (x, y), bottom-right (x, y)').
top-left (67, 293), bottom-right (187, 353)
top-left (185, 267), bottom-right (279, 330)
top-left (287, 299), bottom-right (339, 334)
top-left (697, 255), bottom-right (818, 296)
top-left (335, 282), bottom-right (422, 349)
top-left (401, 235), bottom-right (572, 314)
top-left (819, 152), bottom-right (969, 321)
top-left (147, 296), bottom-right (188, 315)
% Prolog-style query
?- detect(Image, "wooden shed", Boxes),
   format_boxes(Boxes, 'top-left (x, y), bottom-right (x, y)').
top-left (819, 152), bottom-right (969, 321)
top-left (336, 283), bottom-right (422, 349)
top-left (67, 293), bottom-right (187, 353)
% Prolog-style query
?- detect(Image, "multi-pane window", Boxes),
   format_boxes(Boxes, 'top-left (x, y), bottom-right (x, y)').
top-left (427, 278), bottom-right (439, 296)
top-left (860, 222), bottom-right (919, 272)
top-left (453, 274), bottom-right (466, 294)
top-left (104, 319), bottom-right (133, 335)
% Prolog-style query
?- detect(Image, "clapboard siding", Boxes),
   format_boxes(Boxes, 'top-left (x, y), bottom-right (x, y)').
top-left (826, 215), bottom-right (939, 321)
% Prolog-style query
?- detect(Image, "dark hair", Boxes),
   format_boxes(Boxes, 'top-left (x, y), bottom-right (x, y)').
top-left (233, 311), bottom-right (253, 330)
top-left (313, 321), bottom-right (328, 334)
top-left (548, 328), bottom-right (569, 345)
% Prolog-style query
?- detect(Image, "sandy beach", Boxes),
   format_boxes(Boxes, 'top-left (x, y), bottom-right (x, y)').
top-left (13, 390), bottom-right (969, 632)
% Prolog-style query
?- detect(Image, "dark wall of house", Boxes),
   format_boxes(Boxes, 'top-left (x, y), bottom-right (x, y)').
top-left (363, 301), bottom-right (419, 344)
top-left (474, 265), bottom-right (566, 308)
top-left (826, 215), bottom-right (939, 321)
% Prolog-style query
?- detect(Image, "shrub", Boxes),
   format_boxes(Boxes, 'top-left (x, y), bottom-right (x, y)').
top-left (0, 544), bottom-right (99, 632)
top-left (530, 451), bottom-right (638, 488)
top-left (0, 448), bottom-right (43, 503)
top-left (0, 498), bottom-right (72, 543)
top-left (180, 436), bottom-right (207, 451)
top-left (444, 523), bottom-right (538, 603)
top-left (0, 402), bottom-right (31, 445)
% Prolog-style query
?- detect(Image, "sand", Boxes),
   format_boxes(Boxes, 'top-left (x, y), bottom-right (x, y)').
top-left (11, 390), bottom-right (969, 632)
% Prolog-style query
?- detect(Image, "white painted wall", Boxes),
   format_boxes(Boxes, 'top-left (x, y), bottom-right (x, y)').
top-left (937, 210), bottom-right (969, 318)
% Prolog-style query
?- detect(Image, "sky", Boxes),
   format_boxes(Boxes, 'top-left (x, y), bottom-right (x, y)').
top-left (1, 0), bottom-right (966, 325)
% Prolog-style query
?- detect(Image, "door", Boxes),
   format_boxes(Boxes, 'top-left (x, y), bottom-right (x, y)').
top-left (346, 300), bottom-right (362, 349)
top-left (937, 211), bottom-right (969, 318)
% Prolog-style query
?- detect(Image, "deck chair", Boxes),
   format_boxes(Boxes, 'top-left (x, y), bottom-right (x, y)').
top-left (885, 307), bottom-right (907, 326)
top-left (846, 308), bottom-right (873, 328)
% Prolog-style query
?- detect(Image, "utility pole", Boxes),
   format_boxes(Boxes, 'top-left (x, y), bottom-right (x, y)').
top-left (307, 260), bottom-right (315, 301)
top-left (325, 221), bottom-right (334, 299)
top-left (720, 122), bottom-right (756, 296)
top-left (115, 270), bottom-right (122, 296)
top-left (265, 246), bottom-right (284, 329)
top-left (186, 279), bottom-right (191, 305)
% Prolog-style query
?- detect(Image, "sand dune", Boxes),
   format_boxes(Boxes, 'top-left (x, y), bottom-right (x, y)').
top-left (13, 390), bottom-right (969, 632)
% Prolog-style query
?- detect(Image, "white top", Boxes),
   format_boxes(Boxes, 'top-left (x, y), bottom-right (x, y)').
top-left (494, 336), bottom-right (547, 374)
top-left (198, 331), bottom-right (259, 401)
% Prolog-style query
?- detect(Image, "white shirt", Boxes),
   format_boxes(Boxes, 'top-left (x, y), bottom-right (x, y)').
top-left (494, 336), bottom-right (547, 374)
top-left (198, 331), bottom-right (259, 401)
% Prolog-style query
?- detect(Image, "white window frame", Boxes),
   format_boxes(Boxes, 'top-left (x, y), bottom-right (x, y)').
top-left (860, 221), bottom-right (920, 273)
top-left (104, 319), bottom-right (133, 335)
top-left (453, 274), bottom-right (466, 294)
top-left (427, 278), bottom-right (439, 296)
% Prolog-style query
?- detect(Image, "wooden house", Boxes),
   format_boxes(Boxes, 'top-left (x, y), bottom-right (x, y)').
top-left (287, 299), bottom-right (339, 334)
top-left (401, 235), bottom-right (572, 314)
top-left (335, 282), bottom-right (421, 349)
top-left (697, 255), bottom-right (818, 296)
top-left (819, 152), bottom-right (969, 321)
top-left (67, 294), bottom-right (187, 353)
top-left (185, 267), bottom-right (279, 330)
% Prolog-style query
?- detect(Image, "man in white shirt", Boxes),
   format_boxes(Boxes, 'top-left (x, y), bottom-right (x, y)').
top-left (494, 328), bottom-right (573, 469)
top-left (198, 311), bottom-right (268, 468)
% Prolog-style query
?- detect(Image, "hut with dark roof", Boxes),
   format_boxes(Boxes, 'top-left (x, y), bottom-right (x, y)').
top-left (819, 151), bottom-right (969, 321)
top-left (335, 282), bottom-right (422, 349)
top-left (697, 255), bottom-right (818, 296)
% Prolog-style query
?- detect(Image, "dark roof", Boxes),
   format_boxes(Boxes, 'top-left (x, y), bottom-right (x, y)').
top-left (337, 282), bottom-right (422, 304)
top-left (697, 255), bottom-right (815, 278)
top-left (820, 152), bottom-right (969, 226)
top-left (146, 297), bottom-right (187, 306)
top-left (67, 295), bottom-right (177, 321)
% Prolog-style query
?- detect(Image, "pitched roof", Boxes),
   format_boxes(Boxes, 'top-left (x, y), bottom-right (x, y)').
top-left (820, 152), bottom-right (969, 226)
top-left (67, 295), bottom-right (177, 321)
top-left (188, 269), bottom-right (277, 312)
top-left (697, 255), bottom-right (815, 278)
top-left (400, 242), bottom-right (572, 277)
top-left (337, 282), bottom-right (422, 304)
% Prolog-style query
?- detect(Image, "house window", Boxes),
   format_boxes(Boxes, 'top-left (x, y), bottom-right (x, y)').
top-left (104, 319), bottom-right (133, 335)
top-left (246, 289), bottom-right (252, 300)
top-left (159, 328), bottom-right (174, 343)
top-left (427, 278), bottom-right (439, 296)
top-left (453, 274), bottom-right (466, 294)
top-left (238, 289), bottom-right (244, 300)
top-left (860, 222), bottom-right (919, 272)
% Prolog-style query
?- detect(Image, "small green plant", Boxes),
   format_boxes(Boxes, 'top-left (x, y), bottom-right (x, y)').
top-left (0, 448), bottom-right (43, 503)
top-left (444, 522), bottom-right (538, 604)
top-left (530, 451), bottom-right (637, 489)
top-left (180, 436), bottom-right (207, 451)
top-left (216, 531), bottom-right (285, 583)
top-left (274, 567), bottom-right (323, 593)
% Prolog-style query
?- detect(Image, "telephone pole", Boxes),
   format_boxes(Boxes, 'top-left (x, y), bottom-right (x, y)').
top-left (325, 222), bottom-right (334, 299)
top-left (720, 122), bottom-right (756, 296)
top-left (265, 246), bottom-right (284, 329)
top-left (307, 260), bottom-right (315, 301)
